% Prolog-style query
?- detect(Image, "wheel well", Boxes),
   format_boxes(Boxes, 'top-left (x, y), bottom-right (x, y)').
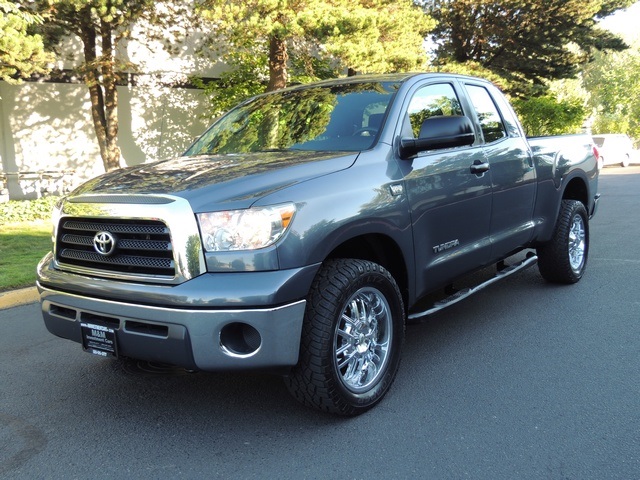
top-left (326, 234), bottom-right (408, 306)
top-left (562, 177), bottom-right (588, 208)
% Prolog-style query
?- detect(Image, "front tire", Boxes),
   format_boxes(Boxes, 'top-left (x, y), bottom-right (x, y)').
top-left (537, 200), bottom-right (589, 284)
top-left (285, 259), bottom-right (405, 415)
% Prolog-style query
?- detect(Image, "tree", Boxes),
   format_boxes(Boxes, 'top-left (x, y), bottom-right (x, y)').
top-left (0, 1), bottom-right (52, 83)
top-left (512, 95), bottom-right (586, 136)
top-left (428, 0), bottom-right (634, 96)
top-left (583, 43), bottom-right (640, 143)
top-left (34, 0), bottom-right (163, 172)
top-left (196, 0), bottom-right (434, 117)
top-left (510, 77), bottom-right (589, 136)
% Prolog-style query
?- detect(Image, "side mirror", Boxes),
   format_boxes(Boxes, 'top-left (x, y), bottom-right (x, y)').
top-left (400, 115), bottom-right (475, 159)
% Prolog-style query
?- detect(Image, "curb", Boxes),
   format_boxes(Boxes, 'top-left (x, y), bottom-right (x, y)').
top-left (0, 287), bottom-right (39, 310)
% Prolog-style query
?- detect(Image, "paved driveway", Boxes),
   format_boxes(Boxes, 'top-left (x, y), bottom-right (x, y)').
top-left (1, 167), bottom-right (639, 479)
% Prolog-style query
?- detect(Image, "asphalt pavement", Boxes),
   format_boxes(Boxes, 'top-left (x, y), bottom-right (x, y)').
top-left (1, 166), bottom-right (639, 479)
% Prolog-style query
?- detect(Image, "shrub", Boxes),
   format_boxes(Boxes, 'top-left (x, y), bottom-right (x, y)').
top-left (512, 96), bottom-right (587, 137)
top-left (0, 196), bottom-right (59, 224)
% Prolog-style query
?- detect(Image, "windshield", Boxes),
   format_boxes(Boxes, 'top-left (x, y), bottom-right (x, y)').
top-left (185, 81), bottom-right (400, 156)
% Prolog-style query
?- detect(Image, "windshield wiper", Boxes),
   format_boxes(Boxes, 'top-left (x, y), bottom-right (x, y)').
top-left (253, 148), bottom-right (292, 153)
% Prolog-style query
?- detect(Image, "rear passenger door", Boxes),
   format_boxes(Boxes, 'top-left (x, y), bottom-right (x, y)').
top-left (397, 81), bottom-right (493, 297)
top-left (462, 81), bottom-right (537, 260)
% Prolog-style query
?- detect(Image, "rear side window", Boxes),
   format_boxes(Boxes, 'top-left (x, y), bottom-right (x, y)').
top-left (465, 85), bottom-right (507, 143)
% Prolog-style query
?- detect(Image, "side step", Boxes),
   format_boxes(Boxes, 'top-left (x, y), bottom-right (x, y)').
top-left (408, 253), bottom-right (538, 321)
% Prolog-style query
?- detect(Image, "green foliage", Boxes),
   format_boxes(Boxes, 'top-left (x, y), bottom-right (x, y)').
top-left (304, 1), bottom-right (434, 74)
top-left (426, 60), bottom-right (513, 92)
top-left (192, 51), bottom-right (272, 119)
top-left (193, 50), bottom-right (342, 119)
top-left (428, 0), bottom-right (633, 96)
top-left (0, 197), bottom-right (59, 224)
top-left (583, 45), bottom-right (640, 144)
top-left (0, 0), bottom-right (52, 82)
top-left (196, 0), bottom-right (434, 118)
top-left (512, 96), bottom-right (587, 137)
top-left (40, 0), bottom-right (154, 29)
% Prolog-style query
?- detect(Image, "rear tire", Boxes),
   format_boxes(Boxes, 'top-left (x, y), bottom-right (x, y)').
top-left (621, 154), bottom-right (630, 167)
top-left (285, 259), bottom-right (405, 415)
top-left (537, 200), bottom-right (589, 284)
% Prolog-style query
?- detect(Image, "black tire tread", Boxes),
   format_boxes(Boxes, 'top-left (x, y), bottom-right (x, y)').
top-left (537, 199), bottom-right (589, 284)
top-left (284, 259), bottom-right (404, 415)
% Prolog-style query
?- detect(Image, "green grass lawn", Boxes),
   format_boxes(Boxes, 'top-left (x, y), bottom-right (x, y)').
top-left (0, 221), bottom-right (53, 292)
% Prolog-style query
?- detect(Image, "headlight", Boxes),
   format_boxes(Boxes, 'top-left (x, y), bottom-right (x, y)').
top-left (197, 203), bottom-right (295, 252)
top-left (51, 199), bottom-right (64, 242)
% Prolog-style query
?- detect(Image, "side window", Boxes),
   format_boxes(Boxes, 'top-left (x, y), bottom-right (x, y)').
top-left (465, 84), bottom-right (507, 143)
top-left (489, 87), bottom-right (521, 137)
top-left (406, 83), bottom-right (463, 138)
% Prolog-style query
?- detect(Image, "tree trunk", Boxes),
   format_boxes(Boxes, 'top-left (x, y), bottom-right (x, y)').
top-left (78, 12), bottom-right (121, 172)
top-left (451, 10), bottom-right (470, 63)
top-left (267, 34), bottom-right (288, 92)
top-left (100, 19), bottom-right (121, 171)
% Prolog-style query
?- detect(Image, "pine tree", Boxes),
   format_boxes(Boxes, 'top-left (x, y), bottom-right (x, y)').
top-left (428, 0), bottom-right (634, 95)
top-left (197, 0), bottom-right (434, 116)
top-left (0, 1), bottom-right (52, 82)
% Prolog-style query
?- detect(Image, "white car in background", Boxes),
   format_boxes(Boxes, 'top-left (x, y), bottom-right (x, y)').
top-left (592, 134), bottom-right (635, 167)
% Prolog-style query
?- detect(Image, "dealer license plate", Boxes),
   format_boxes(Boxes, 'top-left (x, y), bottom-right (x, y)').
top-left (81, 323), bottom-right (118, 357)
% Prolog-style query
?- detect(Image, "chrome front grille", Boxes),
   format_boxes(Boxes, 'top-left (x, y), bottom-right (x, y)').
top-left (56, 217), bottom-right (175, 277)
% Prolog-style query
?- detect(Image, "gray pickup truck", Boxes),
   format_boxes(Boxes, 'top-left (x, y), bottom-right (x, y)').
top-left (37, 73), bottom-right (600, 415)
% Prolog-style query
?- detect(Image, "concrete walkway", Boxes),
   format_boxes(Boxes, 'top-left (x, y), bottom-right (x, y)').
top-left (0, 286), bottom-right (39, 310)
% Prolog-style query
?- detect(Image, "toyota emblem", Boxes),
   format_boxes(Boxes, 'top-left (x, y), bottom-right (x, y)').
top-left (93, 231), bottom-right (117, 256)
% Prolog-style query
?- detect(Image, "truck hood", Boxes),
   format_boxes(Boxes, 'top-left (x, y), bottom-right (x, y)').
top-left (70, 150), bottom-right (358, 211)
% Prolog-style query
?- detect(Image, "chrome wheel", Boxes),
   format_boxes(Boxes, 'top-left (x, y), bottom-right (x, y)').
top-left (537, 200), bottom-right (589, 284)
top-left (568, 214), bottom-right (586, 273)
top-left (334, 287), bottom-right (392, 393)
top-left (285, 259), bottom-right (404, 415)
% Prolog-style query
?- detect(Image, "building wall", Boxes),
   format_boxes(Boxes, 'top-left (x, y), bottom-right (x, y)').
top-left (0, 13), bottom-right (223, 202)
top-left (0, 79), bottom-right (212, 201)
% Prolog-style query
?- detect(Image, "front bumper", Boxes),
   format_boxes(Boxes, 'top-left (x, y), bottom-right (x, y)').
top-left (37, 254), bottom-right (318, 371)
top-left (39, 284), bottom-right (306, 371)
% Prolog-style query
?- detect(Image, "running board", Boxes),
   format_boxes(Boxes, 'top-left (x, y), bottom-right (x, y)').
top-left (408, 254), bottom-right (538, 321)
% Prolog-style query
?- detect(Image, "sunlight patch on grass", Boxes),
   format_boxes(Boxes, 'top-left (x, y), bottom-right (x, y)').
top-left (0, 221), bottom-right (53, 291)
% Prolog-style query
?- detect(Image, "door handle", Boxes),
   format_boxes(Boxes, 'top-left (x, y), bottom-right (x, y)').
top-left (470, 160), bottom-right (490, 174)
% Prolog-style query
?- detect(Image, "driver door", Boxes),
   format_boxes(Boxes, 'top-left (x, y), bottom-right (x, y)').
top-left (398, 81), bottom-right (493, 297)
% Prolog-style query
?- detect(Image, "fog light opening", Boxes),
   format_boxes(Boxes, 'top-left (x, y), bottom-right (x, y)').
top-left (219, 323), bottom-right (262, 357)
